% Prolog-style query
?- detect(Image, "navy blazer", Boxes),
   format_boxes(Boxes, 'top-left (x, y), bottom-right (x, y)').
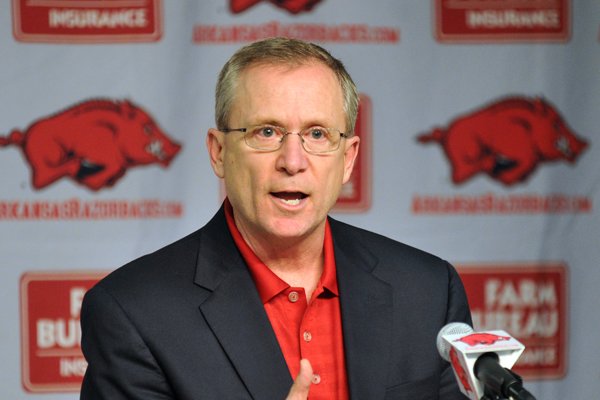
top-left (80, 206), bottom-right (472, 399)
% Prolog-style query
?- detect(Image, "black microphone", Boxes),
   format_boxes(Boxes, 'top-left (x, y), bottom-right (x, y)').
top-left (474, 351), bottom-right (536, 400)
top-left (437, 322), bottom-right (537, 400)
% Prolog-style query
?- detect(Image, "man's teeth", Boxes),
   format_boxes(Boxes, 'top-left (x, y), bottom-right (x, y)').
top-left (281, 198), bottom-right (301, 206)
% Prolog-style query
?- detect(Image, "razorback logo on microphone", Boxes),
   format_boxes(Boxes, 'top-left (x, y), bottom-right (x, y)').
top-left (1, 99), bottom-right (181, 191)
top-left (230, 0), bottom-right (323, 14)
top-left (12, 0), bottom-right (163, 43)
top-left (449, 347), bottom-right (473, 394)
top-left (417, 96), bottom-right (588, 186)
top-left (456, 333), bottom-right (511, 346)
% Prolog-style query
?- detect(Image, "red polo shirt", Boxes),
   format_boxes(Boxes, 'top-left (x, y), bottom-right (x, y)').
top-left (224, 200), bottom-right (349, 399)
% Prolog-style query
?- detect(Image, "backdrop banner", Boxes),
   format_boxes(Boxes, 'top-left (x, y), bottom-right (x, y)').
top-left (1, 1), bottom-right (598, 398)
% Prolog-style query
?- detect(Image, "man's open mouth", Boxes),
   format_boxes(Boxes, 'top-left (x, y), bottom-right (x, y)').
top-left (271, 191), bottom-right (308, 206)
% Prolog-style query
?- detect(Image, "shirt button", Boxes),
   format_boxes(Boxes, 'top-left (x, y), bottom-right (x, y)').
top-left (288, 291), bottom-right (299, 303)
top-left (303, 331), bottom-right (312, 342)
top-left (311, 374), bottom-right (321, 385)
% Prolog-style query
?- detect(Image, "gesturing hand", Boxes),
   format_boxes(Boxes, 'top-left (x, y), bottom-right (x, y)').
top-left (285, 359), bottom-right (313, 400)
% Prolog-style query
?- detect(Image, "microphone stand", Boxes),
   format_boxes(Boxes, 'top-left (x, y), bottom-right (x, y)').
top-left (479, 368), bottom-right (537, 400)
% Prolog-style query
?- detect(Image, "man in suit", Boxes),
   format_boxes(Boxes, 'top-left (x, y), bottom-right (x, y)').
top-left (80, 37), bottom-right (471, 399)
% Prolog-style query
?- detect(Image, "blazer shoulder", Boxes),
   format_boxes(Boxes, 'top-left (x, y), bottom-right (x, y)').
top-left (328, 217), bottom-right (447, 267)
top-left (94, 227), bottom-right (204, 298)
top-left (92, 206), bottom-right (231, 300)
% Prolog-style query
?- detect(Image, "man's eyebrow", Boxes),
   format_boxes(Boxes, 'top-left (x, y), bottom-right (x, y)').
top-left (242, 117), bottom-right (283, 127)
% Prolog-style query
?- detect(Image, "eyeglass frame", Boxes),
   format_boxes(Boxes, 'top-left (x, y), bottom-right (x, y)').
top-left (220, 124), bottom-right (350, 154)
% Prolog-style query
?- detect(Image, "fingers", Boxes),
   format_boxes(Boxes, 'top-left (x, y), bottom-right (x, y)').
top-left (285, 359), bottom-right (313, 400)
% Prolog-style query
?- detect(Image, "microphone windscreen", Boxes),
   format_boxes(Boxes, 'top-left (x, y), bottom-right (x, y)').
top-left (436, 322), bottom-right (473, 361)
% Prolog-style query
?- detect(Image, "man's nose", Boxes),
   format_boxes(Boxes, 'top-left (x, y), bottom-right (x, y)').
top-left (276, 132), bottom-right (309, 174)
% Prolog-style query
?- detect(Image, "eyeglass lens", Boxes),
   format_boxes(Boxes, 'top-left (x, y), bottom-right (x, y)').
top-left (245, 125), bottom-right (341, 153)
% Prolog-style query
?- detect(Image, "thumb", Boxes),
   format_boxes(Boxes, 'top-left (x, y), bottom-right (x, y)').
top-left (286, 359), bottom-right (313, 399)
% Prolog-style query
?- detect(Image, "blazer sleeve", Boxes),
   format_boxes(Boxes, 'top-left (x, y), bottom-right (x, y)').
top-left (80, 285), bottom-right (175, 400)
top-left (438, 261), bottom-right (472, 400)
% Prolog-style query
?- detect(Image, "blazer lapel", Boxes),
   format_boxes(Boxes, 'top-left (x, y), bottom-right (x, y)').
top-left (332, 220), bottom-right (394, 400)
top-left (193, 208), bottom-right (292, 399)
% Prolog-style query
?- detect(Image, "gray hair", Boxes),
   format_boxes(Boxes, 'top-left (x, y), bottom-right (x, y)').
top-left (215, 37), bottom-right (359, 135)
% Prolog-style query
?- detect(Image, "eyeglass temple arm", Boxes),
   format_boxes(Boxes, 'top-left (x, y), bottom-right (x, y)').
top-left (221, 128), bottom-right (248, 133)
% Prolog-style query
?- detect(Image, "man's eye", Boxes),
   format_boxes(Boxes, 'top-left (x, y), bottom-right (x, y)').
top-left (257, 127), bottom-right (276, 138)
top-left (308, 128), bottom-right (326, 140)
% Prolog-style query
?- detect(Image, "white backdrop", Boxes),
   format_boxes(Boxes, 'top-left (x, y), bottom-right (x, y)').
top-left (2, 0), bottom-right (599, 398)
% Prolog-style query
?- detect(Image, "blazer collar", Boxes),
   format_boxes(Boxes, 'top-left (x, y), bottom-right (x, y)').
top-left (330, 217), bottom-right (394, 400)
top-left (193, 206), bottom-right (293, 399)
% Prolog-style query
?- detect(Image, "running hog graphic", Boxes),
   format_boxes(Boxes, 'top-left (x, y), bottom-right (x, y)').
top-left (0, 99), bottom-right (181, 191)
top-left (449, 347), bottom-right (473, 394)
top-left (417, 97), bottom-right (588, 186)
top-left (230, 0), bottom-right (322, 14)
top-left (456, 333), bottom-right (511, 347)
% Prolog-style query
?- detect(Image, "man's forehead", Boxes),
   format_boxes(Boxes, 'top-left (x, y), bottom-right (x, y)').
top-left (241, 64), bottom-right (339, 92)
top-left (240, 60), bottom-right (323, 77)
top-left (228, 61), bottom-right (345, 126)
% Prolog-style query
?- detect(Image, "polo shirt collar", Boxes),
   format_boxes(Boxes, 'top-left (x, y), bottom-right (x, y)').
top-left (223, 198), bottom-right (339, 303)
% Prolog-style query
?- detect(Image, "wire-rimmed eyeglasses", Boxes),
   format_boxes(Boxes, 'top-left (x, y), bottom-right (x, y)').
top-left (221, 124), bottom-right (348, 154)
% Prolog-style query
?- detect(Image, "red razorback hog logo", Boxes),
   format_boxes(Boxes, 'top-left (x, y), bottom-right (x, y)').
top-left (417, 97), bottom-right (588, 186)
top-left (456, 333), bottom-right (511, 347)
top-left (449, 347), bottom-right (473, 393)
top-left (230, 0), bottom-right (322, 14)
top-left (0, 99), bottom-right (181, 191)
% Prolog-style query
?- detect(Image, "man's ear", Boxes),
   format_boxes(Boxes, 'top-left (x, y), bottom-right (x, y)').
top-left (206, 128), bottom-right (225, 178)
top-left (342, 135), bottom-right (360, 184)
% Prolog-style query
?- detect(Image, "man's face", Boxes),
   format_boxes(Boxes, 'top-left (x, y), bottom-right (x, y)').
top-left (207, 62), bottom-right (359, 245)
